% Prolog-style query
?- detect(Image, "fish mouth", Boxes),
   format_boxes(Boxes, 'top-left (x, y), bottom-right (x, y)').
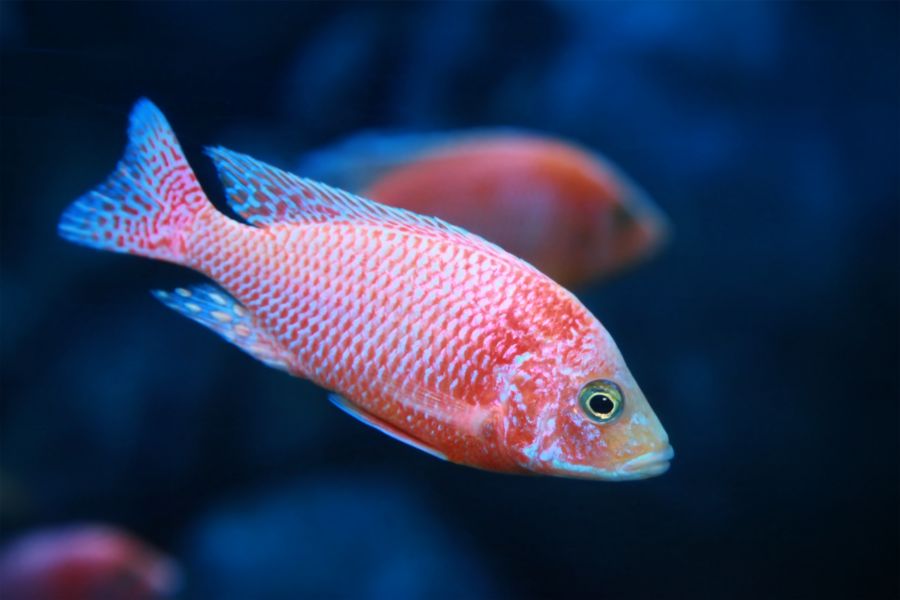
top-left (618, 445), bottom-right (674, 478)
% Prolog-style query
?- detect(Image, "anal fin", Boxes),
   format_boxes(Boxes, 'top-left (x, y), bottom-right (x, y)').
top-left (153, 284), bottom-right (291, 372)
top-left (328, 394), bottom-right (447, 461)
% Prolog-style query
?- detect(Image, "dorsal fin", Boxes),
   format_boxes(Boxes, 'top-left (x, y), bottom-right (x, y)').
top-left (296, 129), bottom-right (529, 193)
top-left (205, 147), bottom-right (525, 263)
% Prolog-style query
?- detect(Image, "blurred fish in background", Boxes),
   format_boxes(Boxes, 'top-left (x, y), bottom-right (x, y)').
top-left (0, 524), bottom-right (179, 600)
top-left (299, 130), bottom-right (669, 287)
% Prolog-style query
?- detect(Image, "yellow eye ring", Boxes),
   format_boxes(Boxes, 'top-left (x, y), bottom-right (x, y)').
top-left (579, 380), bottom-right (624, 423)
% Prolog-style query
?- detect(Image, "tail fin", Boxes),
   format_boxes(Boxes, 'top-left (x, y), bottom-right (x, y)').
top-left (58, 99), bottom-right (211, 264)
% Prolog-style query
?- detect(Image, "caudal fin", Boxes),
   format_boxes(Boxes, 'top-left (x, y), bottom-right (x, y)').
top-left (58, 99), bottom-right (211, 265)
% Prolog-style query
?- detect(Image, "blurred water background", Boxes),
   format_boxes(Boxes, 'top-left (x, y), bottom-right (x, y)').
top-left (1, 2), bottom-right (897, 598)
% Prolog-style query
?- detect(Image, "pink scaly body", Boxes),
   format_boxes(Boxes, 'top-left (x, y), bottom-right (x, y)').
top-left (59, 100), bottom-right (672, 480)
top-left (187, 205), bottom-right (604, 471)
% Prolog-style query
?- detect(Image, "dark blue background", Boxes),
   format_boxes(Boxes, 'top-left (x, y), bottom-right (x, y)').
top-left (1, 2), bottom-right (897, 598)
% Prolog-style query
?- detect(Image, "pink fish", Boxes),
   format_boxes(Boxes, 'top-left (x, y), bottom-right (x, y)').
top-left (58, 100), bottom-right (672, 480)
top-left (300, 130), bottom-right (670, 287)
top-left (0, 524), bottom-right (178, 600)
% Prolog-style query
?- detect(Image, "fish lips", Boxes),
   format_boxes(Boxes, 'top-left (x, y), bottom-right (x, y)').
top-left (617, 445), bottom-right (675, 479)
top-left (535, 444), bottom-right (674, 481)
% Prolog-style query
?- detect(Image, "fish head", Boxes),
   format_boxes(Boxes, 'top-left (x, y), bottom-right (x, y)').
top-left (576, 170), bottom-right (670, 283)
top-left (503, 326), bottom-right (672, 480)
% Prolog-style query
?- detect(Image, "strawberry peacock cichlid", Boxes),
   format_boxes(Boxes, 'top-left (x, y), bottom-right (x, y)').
top-left (58, 100), bottom-right (672, 480)
top-left (299, 130), bottom-right (670, 288)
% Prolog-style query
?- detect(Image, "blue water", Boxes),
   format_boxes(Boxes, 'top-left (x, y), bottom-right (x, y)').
top-left (1, 2), bottom-right (897, 598)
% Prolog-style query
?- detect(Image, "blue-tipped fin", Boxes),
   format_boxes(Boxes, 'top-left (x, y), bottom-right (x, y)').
top-left (152, 284), bottom-right (291, 372)
top-left (205, 147), bottom-right (517, 264)
top-left (328, 394), bottom-right (447, 461)
top-left (58, 98), bottom-right (210, 264)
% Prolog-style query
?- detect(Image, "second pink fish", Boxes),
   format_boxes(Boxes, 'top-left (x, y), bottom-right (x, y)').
top-left (300, 130), bottom-right (670, 287)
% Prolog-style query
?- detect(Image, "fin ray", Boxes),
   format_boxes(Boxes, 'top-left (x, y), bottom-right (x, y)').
top-left (328, 394), bottom-right (447, 461)
top-left (205, 147), bottom-right (529, 267)
top-left (58, 99), bottom-right (211, 264)
top-left (152, 284), bottom-right (291, 372)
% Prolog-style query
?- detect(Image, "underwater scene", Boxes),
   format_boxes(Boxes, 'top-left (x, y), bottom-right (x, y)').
top-left (1, 2), bottom-right (897, 599)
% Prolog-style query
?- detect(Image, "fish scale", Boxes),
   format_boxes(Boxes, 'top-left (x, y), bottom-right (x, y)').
top-left (58, 99), bottom-right (672, 480)
top-left (215, 224), bottom-right (520, 464)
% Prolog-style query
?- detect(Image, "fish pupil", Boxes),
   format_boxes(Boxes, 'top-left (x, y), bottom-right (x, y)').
top-left (588, 393), bottom-right (615, 416)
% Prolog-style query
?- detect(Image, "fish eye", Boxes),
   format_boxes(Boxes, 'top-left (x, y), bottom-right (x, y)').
top-left (579, 380), bottom-right (624, 423)
top-left (611, 202), bottom-right (634, 226)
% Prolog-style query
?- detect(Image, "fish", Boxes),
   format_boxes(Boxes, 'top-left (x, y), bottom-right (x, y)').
top-left (58, 99), bottom-right (672, 480)
top-left (0, 524), bottom-right (179, 600)
top-left (298, 130), bottom-right (670, 287)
